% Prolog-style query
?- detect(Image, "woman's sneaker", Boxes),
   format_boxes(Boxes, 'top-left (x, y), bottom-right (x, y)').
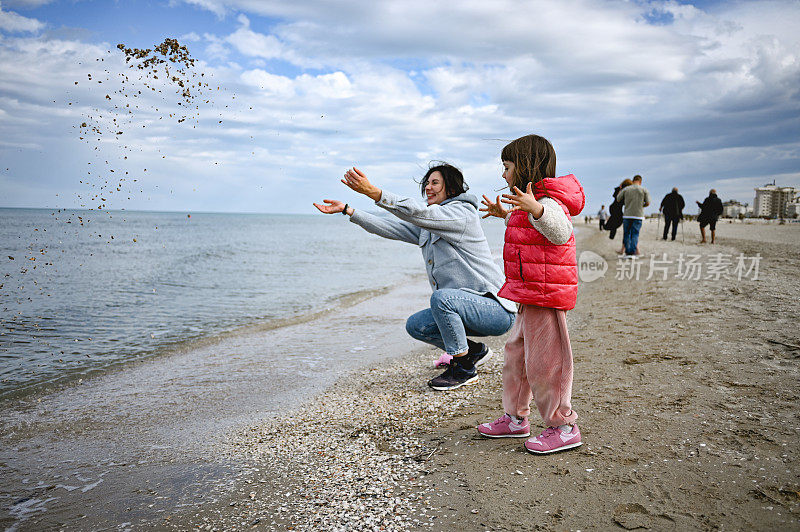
top-left (428, 363), bottom-right (478, 391)
top-left (524, 424), bottom-right (582, 454)
top-left (436, 344), bottom-right (492, 368)
top-left (468, 343), bottom-right (493, 367)
top-left (477, 414), bottom-right (530, 438)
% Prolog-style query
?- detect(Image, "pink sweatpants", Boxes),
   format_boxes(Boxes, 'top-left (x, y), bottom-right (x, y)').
top-left (502, 304), bottom-right (578, 427)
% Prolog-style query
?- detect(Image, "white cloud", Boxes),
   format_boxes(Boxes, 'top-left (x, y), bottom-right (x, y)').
top-left (227, 26), bottom-right (283, 59)
top-left (201, 32), bottom-right (230, 61)
top-left (186, 0), bottom-right (694, 84)
top-left (179, 31), bottom-right (202, 42)
top-left (296, 72), bottom-right (352, 99)
top-left (175, 0), bottom-right (227, 18)
top-left (224, 15), bottom-right (311, 67)
top-left (240, 69), bottom-right (294, 97)
top-left (2, 1), bottom-right (799, 213)
top-left (0, 4), bottom-right (44, 33)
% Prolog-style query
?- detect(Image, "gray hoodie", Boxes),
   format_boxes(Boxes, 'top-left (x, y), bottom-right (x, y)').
top-left (349, 190), bottom-right (516, 312)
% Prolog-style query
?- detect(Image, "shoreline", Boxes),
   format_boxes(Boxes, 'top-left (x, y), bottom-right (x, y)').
top-left (0, 277), bottom-right (433, 531)
top-left (0, 210), bottom-right (429, 403)
top-left (185, 219), bottom-right (800, 530)
top-left (0, 282), bottom-right (404, 403)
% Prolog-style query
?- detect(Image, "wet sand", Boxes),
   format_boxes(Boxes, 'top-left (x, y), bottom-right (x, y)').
top-left (188, 219), bottom-right (799, 530)
top-left (0, 279), bottom-right (432, 531)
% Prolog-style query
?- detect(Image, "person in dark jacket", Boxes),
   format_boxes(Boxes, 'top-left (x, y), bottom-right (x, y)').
top-left (696, 189), bottom-right (724, 244)
top-left (659, 187), bottom-right (685, 241)
top-left (605, 178), bottom-right (632, 240)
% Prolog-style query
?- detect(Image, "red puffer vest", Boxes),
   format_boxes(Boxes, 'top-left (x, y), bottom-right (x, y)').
top-left (497, 174), bottom-right (585, 310)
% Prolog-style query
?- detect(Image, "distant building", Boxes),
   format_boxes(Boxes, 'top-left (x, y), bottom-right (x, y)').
top-left (786, 202), bottom-right (800, 218)
top-left (722, 200), bottom-right (747, 218)
top-left (753, 184), bottom-right (799, 217)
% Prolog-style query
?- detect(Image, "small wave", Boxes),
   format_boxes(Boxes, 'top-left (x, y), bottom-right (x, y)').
top-left (172, 284), bottom-right (396, 340)
top-left (0, 277), bottom-right (418, 403)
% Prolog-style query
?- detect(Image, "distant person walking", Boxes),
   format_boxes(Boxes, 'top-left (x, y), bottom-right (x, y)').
top-left (659, 188), bottom-right (685, 241)
top-left (605, 178), bottom-right (631, 240)
top-left (597, 205), bottom-right (608, 230)
top-left (616, 175), bottom-right (650, 257)
top-left (697, 189), bottom-right (723, 244)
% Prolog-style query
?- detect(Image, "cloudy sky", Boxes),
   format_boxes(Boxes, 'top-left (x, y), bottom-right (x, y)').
top-left (1, 0), bottom-right (798, 215)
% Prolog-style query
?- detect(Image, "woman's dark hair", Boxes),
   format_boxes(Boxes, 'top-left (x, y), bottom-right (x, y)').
top-left (419, 162), bottom-right (468, 199)
top-left (501, 134), bottom-right (556, 190)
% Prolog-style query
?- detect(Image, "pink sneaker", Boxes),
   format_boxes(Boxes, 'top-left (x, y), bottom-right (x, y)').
top-left (434, 353), bottom-right (453, 368)
top-left (524, 425), bottom-right (582, 454)
top-left (477, 414), bottom-right (530, 438)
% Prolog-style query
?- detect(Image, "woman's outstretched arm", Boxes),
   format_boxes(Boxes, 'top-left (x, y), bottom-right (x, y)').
top-left (341, 167), bottom-right (382, 201)
top-left (313, 199), bottom-right (420, 244)
top-left (313, 199), bottom-right (352, 215)
top-left (342, 167), bottom-right (469, 241)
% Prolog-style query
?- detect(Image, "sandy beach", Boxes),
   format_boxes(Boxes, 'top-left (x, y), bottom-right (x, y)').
top-left (0, 277), bottom-right (432, 531)
top-left (4, 2), bottom-right (799, 530)
top-left (184, 218), bottom-right (800, 531)
top-left (3, 218), bottom-right (798, 531)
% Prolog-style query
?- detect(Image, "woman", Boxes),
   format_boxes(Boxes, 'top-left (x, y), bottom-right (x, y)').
top-left (314, 163), bottom-right (516, 391)
top-left (606, 178), bottom-right (632, 242)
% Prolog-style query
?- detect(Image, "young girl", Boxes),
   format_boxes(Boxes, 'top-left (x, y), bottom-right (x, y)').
top-left (477, 134), bottom-right (585, 454)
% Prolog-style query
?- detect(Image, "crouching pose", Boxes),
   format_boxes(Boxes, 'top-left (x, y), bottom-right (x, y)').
top-left (314, 163), bottom-right (515, 390)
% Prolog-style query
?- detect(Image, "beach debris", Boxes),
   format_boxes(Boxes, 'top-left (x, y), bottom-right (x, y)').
top-left (7, 38), bottom-right (213, 285)
top-left (71, 37), bottom-right (217, 239)
top-left (219, 350), bottom-right (494, 530)
top-left (766, 339), bottom-right (800, 350)
top-left (411, 445), bottom-right (440, 462)
top-left (0, 38), bottom-right (227, 370)
top-left (623, 356), bottom-right (644, 365)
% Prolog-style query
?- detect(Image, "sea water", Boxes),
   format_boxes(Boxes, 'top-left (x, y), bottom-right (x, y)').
top-left (0, 208), bottom-right (428, 396)
top-left (0, 207), bottom-right (506, 397)
top-left (0, 206), bottom-right (510, 529)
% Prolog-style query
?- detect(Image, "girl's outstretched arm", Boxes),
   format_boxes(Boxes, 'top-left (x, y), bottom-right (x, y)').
top-left (501, 183), bottom-right (572, 244)
top-left (501, 182), bottom-right (544, 219)
top-left (529, 198), bottom-right (573, 245)
top-left (479, 194), bottom-right (509, 219)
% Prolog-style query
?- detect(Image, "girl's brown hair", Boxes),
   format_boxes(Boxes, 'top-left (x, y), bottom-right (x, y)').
top-left (501, 134), bottom-right (556, 190)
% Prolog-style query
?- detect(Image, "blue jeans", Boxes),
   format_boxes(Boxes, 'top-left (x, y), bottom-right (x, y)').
top-left (405, 288), bottom-right (515, 356)
top-left (622, 218), bottom-right (642, 255)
